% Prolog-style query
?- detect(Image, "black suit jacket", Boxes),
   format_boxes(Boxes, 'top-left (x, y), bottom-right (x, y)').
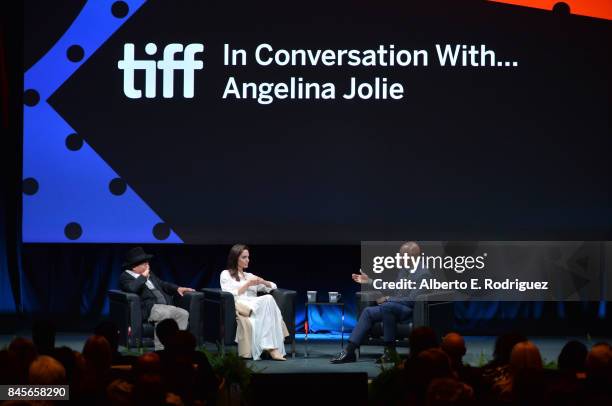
top-left (119, 271), bottom-right (179, 322)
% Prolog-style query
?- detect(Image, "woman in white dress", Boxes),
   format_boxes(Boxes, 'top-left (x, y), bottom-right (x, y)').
top-left (220, 244), bottom-right (287, 361)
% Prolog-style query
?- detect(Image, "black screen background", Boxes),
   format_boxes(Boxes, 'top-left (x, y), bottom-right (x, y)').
top-left (44, 0), bottom-right (611, 244)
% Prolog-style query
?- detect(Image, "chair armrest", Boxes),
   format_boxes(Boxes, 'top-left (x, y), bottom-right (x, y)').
top-left (412, 291), bottom-right (455, 331)
top-left (109, 289), bottom-right (141, 303)
top-left (270, 289), bottom-right (296, 335)
top-left (174, 291), bottom-right (204, 311)
top-left (355, 291), bottom-right (383, 301)
top-left (201, 288), bottom-right (235, 302)
top-left (414, 291), bottom-right (457, 302)
top-left (108, 290), bottom-right (142, 347)
top-left (174, 291), bottom-right (204, 344)
top-left (201, 288), bottom-right (236, 345)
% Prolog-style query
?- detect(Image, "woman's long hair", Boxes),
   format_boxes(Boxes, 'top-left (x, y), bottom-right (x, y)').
top-left (227, 244), bottom-right (249, 282)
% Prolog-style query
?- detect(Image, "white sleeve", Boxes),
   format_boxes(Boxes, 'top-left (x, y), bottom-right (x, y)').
top-left (220, 270), bottom-right (238, 296)
top-left (257, 278), bottom-right (277, 293)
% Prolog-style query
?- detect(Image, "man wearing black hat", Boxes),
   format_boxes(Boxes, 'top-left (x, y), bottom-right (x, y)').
top-left (119, 247), bottom-right (195, 350)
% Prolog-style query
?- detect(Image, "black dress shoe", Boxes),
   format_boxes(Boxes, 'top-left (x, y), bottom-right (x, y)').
top-left (330, 350), bottom-right (356, 364)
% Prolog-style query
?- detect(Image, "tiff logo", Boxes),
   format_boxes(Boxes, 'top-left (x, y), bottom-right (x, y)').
top-left (118, 43), bottom-right (204, 99)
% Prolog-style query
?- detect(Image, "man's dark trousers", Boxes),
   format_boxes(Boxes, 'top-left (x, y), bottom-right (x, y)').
top-left (349, 301), bottom-right (413, 345)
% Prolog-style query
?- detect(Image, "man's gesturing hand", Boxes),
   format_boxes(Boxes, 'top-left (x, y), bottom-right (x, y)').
top-left (177, 287), bottom-right (195, 296)
top-left (352, 270), bottom-right (370, 284)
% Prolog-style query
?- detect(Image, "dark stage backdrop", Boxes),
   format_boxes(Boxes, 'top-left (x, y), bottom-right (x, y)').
top-left (2, 242), bottom-right (611, 336)
top-left (16, 244), bottom-right (364, 333)
top-left (1, 0), bottom-right (21, 316)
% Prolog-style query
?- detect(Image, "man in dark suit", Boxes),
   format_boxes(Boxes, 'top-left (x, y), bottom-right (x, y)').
top-left (119, 247), bottom-right (195, 350)
top-left (331, 241), bottom-right (429, 364)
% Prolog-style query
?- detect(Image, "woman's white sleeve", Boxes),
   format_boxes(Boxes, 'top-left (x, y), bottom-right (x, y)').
top-left (220, 271), bottom-right (238, 296)
top-left (257, 279), bottom-right (277, 293)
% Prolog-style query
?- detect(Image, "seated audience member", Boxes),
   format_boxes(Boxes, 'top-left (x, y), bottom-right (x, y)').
top-left (119, 246), bottom-right (194, 350)
top-left (132, 374), bottom-right (178, 405)
top-left (400, 325), bottom-right (442, 393)
top-left (405, 348), bottom-right (455, 405)
top-left (332, 242), bottom-right (429, 364)
top-left (75, 335), bottom-right (113, 403)
top-left (132, 354), bottom-right (167, 405)
top-left (441, 332), bottom-right (479, 389)
top-left (481, 332), bottom-right (527, 388)
top-left (29, 355), bottom-right (66, 385)
top-left (132, 352), bottom-right (183, 405)
top-left (492, 340), bottom-right (544, 405)
top-left (162, 330), bottom-right (218, 405)
top-left (557, 340), bottom-right (588, 376)
top-left (586, 342), bottom-right (612, 380)
top-left (32, 318), bottom-right (56, 356)
top-left (7, 337), bottom-right (38, 384)
top-left (441, 332), bottom-right (466, 371)
top-left (544, 340), bottom-right (589, 405)
top-left (106, 378), bottom-right (133, 406)
top-left (427, 377), bottom-right (475, 406)
top-left (133, 352), bottom-right (162, 377)
top-left (154, 318), bottom-right (180, 353)
top-left (408, 326), bottom-right (440, 360)
top-left (52, 346), bottom-right (78, 385)
top-left (82, 335), bottom-right (112, 374)
top-left (94, 321), bottom-right (136, 365)
top-left (583, 342), bottom-right (612, 402)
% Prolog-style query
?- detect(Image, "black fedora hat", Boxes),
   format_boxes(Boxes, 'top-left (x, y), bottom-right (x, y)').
top-left (122, 247), bottom-right (154, 269)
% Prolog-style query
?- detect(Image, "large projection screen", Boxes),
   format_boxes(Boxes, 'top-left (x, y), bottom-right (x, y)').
top-left (22, 1), bottom-right (611, 243)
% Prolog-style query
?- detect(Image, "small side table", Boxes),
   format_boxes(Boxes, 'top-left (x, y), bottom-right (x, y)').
top-left (304, 301), bottom-right (344, 358)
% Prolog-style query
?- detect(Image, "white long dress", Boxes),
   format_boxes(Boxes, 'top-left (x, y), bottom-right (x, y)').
top-left (219, 270), bottom-right (286, 360)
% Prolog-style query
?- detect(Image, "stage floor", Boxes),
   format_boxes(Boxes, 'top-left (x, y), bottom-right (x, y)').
top-left (2, 333), bottom-right (610, 378)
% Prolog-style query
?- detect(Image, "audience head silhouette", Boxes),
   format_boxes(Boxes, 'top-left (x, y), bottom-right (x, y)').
top-left (155, 318), bottom-right (179, 349)
top-left (409, 326), bottom-right (439, 358)
top-left (558, 340), bottom-right (587, 372)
